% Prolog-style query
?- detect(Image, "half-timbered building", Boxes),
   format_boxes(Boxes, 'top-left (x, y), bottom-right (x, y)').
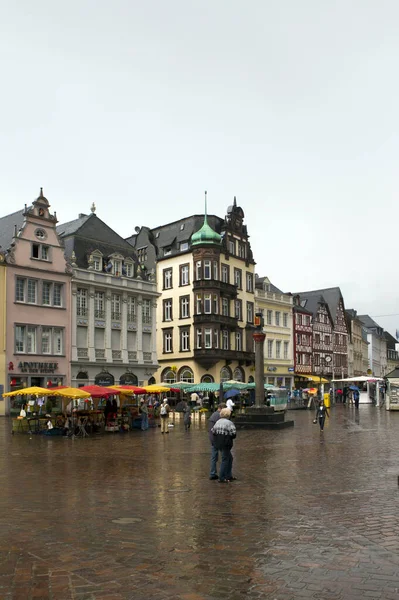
top-left (292, 297), bottom-right (313, 377)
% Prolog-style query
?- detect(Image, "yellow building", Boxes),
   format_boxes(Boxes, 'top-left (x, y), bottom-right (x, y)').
top-left (129, 197), bottom-right (256, 385)
top-left (0, 254), bottom-right (6, 414)
top-left (255, 277), bottom-right (294, 389)
top-left (346, 309), bottom-right (367, 377)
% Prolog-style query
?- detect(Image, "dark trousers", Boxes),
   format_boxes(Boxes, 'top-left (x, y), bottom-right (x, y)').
top-left (319, 416), bottom-right (326, 431)
top-left (219, 447), bottom-right (233, 480)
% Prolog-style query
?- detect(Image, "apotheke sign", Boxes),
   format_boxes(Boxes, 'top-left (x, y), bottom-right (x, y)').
top-left (18, 362), bottom-right (59, 374)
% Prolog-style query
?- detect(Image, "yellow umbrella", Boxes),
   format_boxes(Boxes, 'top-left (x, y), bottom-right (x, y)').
top-left (3, 386), bottom-right (53, 397)
top-left (50, 387), bottom-right (91, 399)
top-left (142, 384), bottom-right (170, 393)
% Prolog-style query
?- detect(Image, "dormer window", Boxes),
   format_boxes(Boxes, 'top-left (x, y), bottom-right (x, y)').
top-left (124, 260), bottom-right (134, 277)
top-left (113, 259), bottom-right (122, 276)
top-left (90, 251), bottom-right (103, 272)
top-left (164, 247), bottom-right (172, 256)
top-left (180, 242), bottom-right (189, 251)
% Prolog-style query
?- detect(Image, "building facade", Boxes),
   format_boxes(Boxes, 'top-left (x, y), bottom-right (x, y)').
top-left (346, 309), bottom-right (368, 377)
top-left (58, 207), bottom-right (159, 386)
top-left (0, 258), bottom-right (6, 414)
top-left (0, 190), bottom-right (71, 414)
top-left (292, 298), bottom-right (313, 380)
top-left (358, 315), bottom-right (387, 377)
top-left (255, 277), bottom-right (294, 389)
top-left (384, 331), bottom-right (399, 376)
top-left (127, 198), bottom-right (256, 384)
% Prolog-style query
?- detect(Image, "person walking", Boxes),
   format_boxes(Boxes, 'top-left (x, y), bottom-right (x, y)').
top-left (183, 401), bottom-right (191, 431)
top-left (160, 399), bottom-right (171, 433)
top-left (211, 408), bottom-right (237, 483)
top-left (353, 389), bottom-right (360, 409)
top-left (140, 399), bottom-right (149, 431)
top-left (314, 400), bottom-right (329, 431)
top-left (208, 403), bottom-right (226, 480)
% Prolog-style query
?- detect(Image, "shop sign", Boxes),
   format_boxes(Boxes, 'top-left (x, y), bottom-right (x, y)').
top-left (95, 371), bottom-right (115, 386)
top-left (288, 367), bottom-right (294, 372)
top-left (18, 362), bottom-right (59, 374)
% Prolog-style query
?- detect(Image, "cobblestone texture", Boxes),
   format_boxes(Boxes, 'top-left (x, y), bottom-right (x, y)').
top-left (1, 406), bottom-right (399, 599)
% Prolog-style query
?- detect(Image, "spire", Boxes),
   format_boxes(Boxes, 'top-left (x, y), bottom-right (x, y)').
top-left (191, 191), bottom-right (221, 247)
top-left (233, 196), bottom-right (237, 208)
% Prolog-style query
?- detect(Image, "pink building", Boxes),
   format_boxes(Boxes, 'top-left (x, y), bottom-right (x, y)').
top-left (0, 189), bottom-right (71, 415)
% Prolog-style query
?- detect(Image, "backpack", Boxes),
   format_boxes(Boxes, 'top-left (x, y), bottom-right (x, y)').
top-left (160, 405), bottom-right (167, 416)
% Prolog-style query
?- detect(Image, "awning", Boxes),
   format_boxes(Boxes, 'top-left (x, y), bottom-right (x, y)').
top-left (295, 374), bottom-right (329, 384)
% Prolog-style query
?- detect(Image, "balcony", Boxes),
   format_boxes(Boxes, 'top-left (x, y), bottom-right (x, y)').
top-left (194, 313), bottom-right (238, 328)
top-left (194, 348), bottom-right (255, 369)
top-left (193, 279), bottom-right (238, 297)
top-left (77, 348), bottom-right (88, 359)
top-left (95, 349), bottom-right (105, 360)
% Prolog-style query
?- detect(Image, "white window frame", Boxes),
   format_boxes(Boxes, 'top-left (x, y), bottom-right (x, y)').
top-left (180, 264), bottom-right (189, 286)
top-left (267, 339), bottom-right (274, 359)
top-left (164, 299), bottom-right (172, 321)
top-left (246, 272), bottom-right (253, 292)
top-left (267, 310), bottom-right (273, 325)
top-left (181, 329), bottom-right (190, 351)
top-left (164, 331), bottom-right (172, 353)
top-left (284, 341), bottom-right (289, 359)
top-left (204, 260), bottom-right (211, 280)
top-left (27, 279), bottom-right (37, 304)
top-left (276, 340), bottom-right (281, 359)
top-left (275, 311), bottom-right (280, 326)
top-left (15, 278), bottom-right (25, 302)
top-left (164, 268), bottom-right (172, 289)
top-left (222, 330), bottom-right (229, 350)
top-left (204, 294), bottom-right (211, 314)
top-left (204, 328), bottom-right (212, 348)
top-left (77, 288), bottom-right (88, 316)
top-left (180, 296), bottom-right (189, 319)
top-left (235, 331), bottom-right (242, 351)
top-left (196, 328), bottom-right (202, 349)
top-left (283, 313), bottom-right (288, 327)
top-left (222, 298), bottom-right (229, 316)
top-left (195, 261), bottom-right (202, 281)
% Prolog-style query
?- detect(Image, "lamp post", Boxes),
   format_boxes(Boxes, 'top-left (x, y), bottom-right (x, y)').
top-left (253, 312), bottom-right (266, 408)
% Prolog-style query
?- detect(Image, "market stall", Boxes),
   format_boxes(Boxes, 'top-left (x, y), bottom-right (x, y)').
top-left (3, 386), bottom-right (56, 433)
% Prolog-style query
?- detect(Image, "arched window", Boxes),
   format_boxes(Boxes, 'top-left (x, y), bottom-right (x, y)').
top-left (220, 366), bottom-right (232, 382)
top-left (120, 372), bottom-right (138, 385)
top-left (161, 368), bottom-right (176, 384)
top-left (248, 375), bottom-right (254, 383)
top-left (148, 376), bottom-right (156, 385)
top-left (76, 371), bottom-right (88, 380)
top-left (233, 367), bottom-right (244, 382)
top-left (201, 374), bottom-right (214, 383)
top-left (94, 371), bottom-right (115, 386)
top-left (178, 366), bottom-right (194, 383)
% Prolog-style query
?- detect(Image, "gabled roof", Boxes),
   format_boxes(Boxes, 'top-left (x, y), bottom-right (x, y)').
top-left (295, 287), bottom-right (343, 323)
top-left (384, 330), bottom-right (398, 349)
top-left (56, 214), bottom-right (91, 237)
top-left (0, 209), bottom-right (26, 253)
top-left (358, 315), bottom-right (382, 330)
top-left (255, 276), bottom-right (284, 295)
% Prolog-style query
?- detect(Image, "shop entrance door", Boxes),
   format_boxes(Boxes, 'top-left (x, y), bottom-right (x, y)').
top-left (31, 377), bottom-right (44, 387)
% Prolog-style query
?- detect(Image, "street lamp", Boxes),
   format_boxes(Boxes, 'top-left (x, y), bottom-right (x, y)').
top-left (319, 355), bottom-right (332, 401)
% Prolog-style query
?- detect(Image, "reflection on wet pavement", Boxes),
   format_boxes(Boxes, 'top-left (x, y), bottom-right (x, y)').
top-left (1, 406), bottom-right (399, 599)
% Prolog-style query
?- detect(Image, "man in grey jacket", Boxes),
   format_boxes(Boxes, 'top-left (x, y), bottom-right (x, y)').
top-left (208, 403), bottom-right (226, 480)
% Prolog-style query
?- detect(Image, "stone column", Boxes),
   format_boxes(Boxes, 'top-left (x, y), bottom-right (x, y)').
top-left (88, 286), bottom-right (95, 361)
top-left (253, 332), bottom-right (266, 408)
top-left (137, 295), bottom-right (143, 362)
top-left (121, 292), bottom-right (128, 362)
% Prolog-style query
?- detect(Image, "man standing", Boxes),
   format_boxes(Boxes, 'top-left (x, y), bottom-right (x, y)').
top-left (160, 399), bottom-right (171, 434)
top-left (140, 399), bottom-right (149, 431)
top-left (211, 408), bottom-right (237, 483)
top-left (208, 403), bottom-right (226, 480)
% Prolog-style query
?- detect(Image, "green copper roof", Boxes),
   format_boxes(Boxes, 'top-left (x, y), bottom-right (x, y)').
top-left (191, 192), bottom-right (221, 247)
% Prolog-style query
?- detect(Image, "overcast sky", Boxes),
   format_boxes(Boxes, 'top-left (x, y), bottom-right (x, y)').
top-left (1, 0), bottom-right (398, 335)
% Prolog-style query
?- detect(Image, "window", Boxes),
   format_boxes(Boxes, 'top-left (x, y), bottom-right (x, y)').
top-left (204, 260), bottom-right (211, 280)
top-left (235, 331), bottom-right (242, 351)
top-left (113, 259), bottom-right (122, 276)
top-left (235, 299), bottom-right (242, 321)
top-left (302, 334), bottom-right (309, 345)
top-left (196, 328), bottom-right (202, 349)
top-left (35, 228), bottom-right (46, 240)
top-left (42, 282), bottom-right (51, 305)
top-left (238, 243), bottom-right (246, 258)
top-left (228, 239), bottom-right (235, 254)
top-left (163, 299), bottom-right (173, 321)
top-left (296, 333), bottom-right (301, 345)
top-left (283, 313), bottom-right (288, 328)
top-left (335, 334), bottom-right (339, 345)
top-left (163, 268), bottom-right (172, 290)
top-left (179, 264), bottom-right (190, 286)
top-left (246, 272), bottom-right (253, 292)
top-left (221, 264), bottom-right (229, 283)
top-left (325, 335), bottom-right (330, 345)
top-left (213, 261), bottom-right (219, 280)
top-left (27, 279), bottom-right (37, 304)
top-left (142, 299), bottom-right (151, 324)
top-left (163, 330), bottom-right (173, 353)
top-left (111, 294), bottom-right (121, 320)
top-left (222, 330), bottom-right (229, 350)
top-left (163, 247), bottom-right (172, 256)
top-left (246, 302), bottom-right (254, 323)
top-left (214, 329), bottom-right (219, 348)
top-left (267, 339), bottom-right (273, 359)
top-left (267, 310), bottom-right (272, 325)
top-left (222, 298), bottom-right (229, 316)
top-left (195, 261), bottom-right (202, 281)
top-left (180, 295), bottom-right (190, 319)
top-left (315, 333), bottom-right (320, 344)
top-left (180, 328), bottom-right (190, 351)
top-left (276, 340), bottom-right (281, 359)
top-left (137, 247), bottom-right (148, 263)
top-left (196, 294), bottom-right (202, 315)
top-left (127, 297), bottom-right (136, 321)
top-left (275, 311), bottom-right (280, 326)
top-left (304, 315), bottom-right (311, 326)
top-left (180, 367), bottom-right (194, 383)
top-left (204, 328), bottom-right (212, 348)
top-left (124, 261), bottom-right (134, 277)
top-left (53, 329), bottom-right (63, 354)
top-left (41, 327), bottom-right (51, 354)
top-left (180, 242), bottom-right (189, 252)
top-left (284, 341), bottom-right (289, 359)
top-left (213, 295), bottom-right (218, 314)
top-left (15, 278), bottom-right (25, 302)
top-left (32, 243), bottom-right (49, 261)
top-left (234, 268), bottom-right (242, 289)
top-left (77, 288), bottom-right (88, 316)
top-left (95, 292), bottom-right (105, 318)
top-left (53, 284), bottom-right (62, 307)
top-left (296, 353), bottom-right (302, 365)
top-left (204, 294), bottom-right (211, 314)
top-left (27, 326), bottom-right (37, 353)
top-left (296, 313), bottom-right (302, 325)
top-left (314, 354), bottom-right (320, 366)
top-left (15, 326), bottom-right (25, 352)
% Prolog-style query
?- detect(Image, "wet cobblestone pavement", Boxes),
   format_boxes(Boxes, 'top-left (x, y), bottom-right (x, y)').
top-left (1, 406), bottom-right (399, 599)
